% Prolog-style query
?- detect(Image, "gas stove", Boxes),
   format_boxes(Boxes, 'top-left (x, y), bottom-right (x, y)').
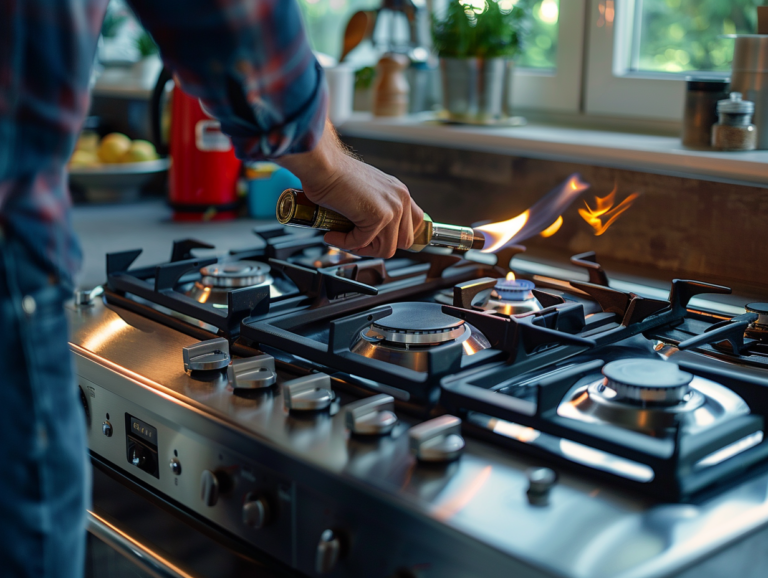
top-left (73, 234), bottom-right (768, 578)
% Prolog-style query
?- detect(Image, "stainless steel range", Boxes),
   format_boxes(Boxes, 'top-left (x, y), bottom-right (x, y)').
top-left (73, 226), bottom-right (768, 578)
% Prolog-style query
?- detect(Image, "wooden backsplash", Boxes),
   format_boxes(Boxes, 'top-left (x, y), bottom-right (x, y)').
top-left (341, 136), bottom-right (768, 288)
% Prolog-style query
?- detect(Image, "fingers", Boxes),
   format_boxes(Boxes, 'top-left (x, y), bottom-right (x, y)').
top-left (324, 224), bottom-right (379, 253)
top-left (396, 199), bottom-right (414, 250)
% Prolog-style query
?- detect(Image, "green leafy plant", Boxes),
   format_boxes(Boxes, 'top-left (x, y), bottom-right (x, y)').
top-left (135, 30), bottom-right (159, 58)
top-left (354, 66), bottom-right (376, 91)
top-left (432, 0), bottom-right (528, 59)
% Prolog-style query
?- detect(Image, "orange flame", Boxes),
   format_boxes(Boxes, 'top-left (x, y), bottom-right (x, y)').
top-left (506, 271), bottom-right (516, 281)
top-left (540, 215), bottom-right (563, 238)
top-left (476, 174), bottom-right (590, 253)
top-left (578, 186), bottom-right (639, 236)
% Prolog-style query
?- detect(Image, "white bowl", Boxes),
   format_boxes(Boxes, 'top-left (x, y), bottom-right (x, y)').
top-left (69, 158), bottom-right (169, 202)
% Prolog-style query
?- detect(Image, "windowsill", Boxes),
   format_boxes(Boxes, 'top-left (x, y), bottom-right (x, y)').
top-left (337, 112), bottom-right (768, 188)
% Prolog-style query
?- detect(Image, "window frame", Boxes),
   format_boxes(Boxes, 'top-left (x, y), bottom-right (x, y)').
top-left (508, 0), bottom-right (588, 113)
top-left (584, 0), bottom-right (695, 121)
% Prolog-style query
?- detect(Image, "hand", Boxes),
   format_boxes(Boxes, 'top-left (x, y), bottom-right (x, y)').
top-left (278, 122), bottom-right (423, 258)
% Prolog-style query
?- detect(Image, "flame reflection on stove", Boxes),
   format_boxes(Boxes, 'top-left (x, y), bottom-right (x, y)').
top-left (432, 465), bottom-right (493, 521)
top-left (477, 174), bottom-right (590, 253)
top-left (578, 186), bottom-right (639, 236)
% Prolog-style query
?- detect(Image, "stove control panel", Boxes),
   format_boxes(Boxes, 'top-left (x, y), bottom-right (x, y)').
top-left (125, 414), bottom-right (159, 478)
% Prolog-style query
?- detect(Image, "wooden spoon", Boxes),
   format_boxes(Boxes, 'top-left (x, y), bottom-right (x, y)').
top-left (340, 11), bottom-right (375, 62)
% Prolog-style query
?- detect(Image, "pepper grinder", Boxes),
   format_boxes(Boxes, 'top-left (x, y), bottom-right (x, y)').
top-left (373, 53), bottom-right (410, 117)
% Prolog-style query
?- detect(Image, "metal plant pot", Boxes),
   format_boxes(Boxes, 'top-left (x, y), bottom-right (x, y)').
top-left (440, 57), bottom-right (514, 123)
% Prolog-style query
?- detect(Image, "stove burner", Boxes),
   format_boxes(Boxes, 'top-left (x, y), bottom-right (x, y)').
top-left (602, 359), bottom-right (693, 405)
top-left (351, 303), bottom-right (491, 371)
top-left (495, 278), bottom-right (535, 301)
top-left (371, 303), bottom-right (466, 345)
top-left (184, 261), bottom-right (281, 307)
top-left (558, 360), bottom-right (750, 437)
top-left (200, 261), bottom-right (271, 288)
top-left (747, 303), bottom-right (768, 332)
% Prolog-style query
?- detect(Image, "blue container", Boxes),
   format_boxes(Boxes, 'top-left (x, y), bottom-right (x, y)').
top-left (246, 164), bottom-right (302, 219)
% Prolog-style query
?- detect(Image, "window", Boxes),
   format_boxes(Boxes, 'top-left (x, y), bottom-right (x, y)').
top-left (628, 0), bottom-right (760, 74)
top-left (298, 0), bottom-right (761, 121)
top-left (587, 0), bottom-right (761, 120)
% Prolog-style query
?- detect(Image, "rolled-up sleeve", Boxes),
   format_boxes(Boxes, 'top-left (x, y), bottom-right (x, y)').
top-left (127, 0), bottom-right (327, 159)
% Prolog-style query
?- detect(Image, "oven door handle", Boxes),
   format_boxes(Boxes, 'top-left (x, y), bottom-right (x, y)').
top-left (87, 510), bottom-right (198, 578)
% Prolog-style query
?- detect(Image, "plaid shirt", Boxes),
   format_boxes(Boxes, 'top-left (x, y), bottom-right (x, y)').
top-left (0, 0), bottom-right (327, 284)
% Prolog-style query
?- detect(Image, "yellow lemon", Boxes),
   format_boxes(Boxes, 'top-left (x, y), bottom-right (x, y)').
top-left (76, 131), bottom-right (100, 153)
top-left (69, 150), bottom-right (100, 167)
top-left (120, 140), bottom-right (158, 163)
top-left (98, 133), bottom-right (132, 163)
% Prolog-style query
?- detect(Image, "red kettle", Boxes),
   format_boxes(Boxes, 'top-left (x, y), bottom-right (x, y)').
top-left (152, 68), bottom-right (242, 221)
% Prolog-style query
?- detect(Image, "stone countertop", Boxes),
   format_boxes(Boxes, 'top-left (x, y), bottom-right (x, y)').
top-left (72, 199), bottom-right (271, 288)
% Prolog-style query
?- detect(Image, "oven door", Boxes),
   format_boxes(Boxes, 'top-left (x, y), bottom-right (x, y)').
top-left (86, 456), bottom-right (300, 578)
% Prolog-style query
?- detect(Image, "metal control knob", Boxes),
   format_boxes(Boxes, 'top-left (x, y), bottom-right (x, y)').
top-left (183, 338), bottom-right (230, 372)
top-left (283, 374), bottom-right (335, 412)
top-left (75, 286), bottom-right (103, 307)
top-left (200, 470), bottom-right (231, 507)
top-left (102, 421), bottom-right (113, 437)
top-left (344, 394), bottom-right (397, 436)
top-left (409, 415), bottom-right (465, 463)
top-left (228, 355), bottom-right (277, 390)
top-left (315, 529), bottom-right (342, 575)
top-left (526, 467), bottom-right (557, 506)
top-left (169, 459), bottom-right (182, 476)
top-left (242, 494), bottom-right (271, 529)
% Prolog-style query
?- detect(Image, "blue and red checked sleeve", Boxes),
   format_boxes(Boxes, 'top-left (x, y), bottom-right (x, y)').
top-left (128, 0), bottom-right (328, 160)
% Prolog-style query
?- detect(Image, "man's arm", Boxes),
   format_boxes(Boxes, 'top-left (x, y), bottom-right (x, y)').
top-left (127, 0), bottom-right (422, 257)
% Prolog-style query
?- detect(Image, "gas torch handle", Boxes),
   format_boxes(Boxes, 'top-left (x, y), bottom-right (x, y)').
top-left (276, 189), bottom-right (355, 233)
top-left (275, 189), bottom-right (483, 252)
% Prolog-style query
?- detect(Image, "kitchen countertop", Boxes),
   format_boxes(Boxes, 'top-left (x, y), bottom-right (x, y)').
top-left (72, 199), bottom-right (270, 288)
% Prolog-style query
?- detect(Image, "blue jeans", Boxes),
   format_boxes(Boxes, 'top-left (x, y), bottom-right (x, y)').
top-left (0, 232), bottom-right (89, 578)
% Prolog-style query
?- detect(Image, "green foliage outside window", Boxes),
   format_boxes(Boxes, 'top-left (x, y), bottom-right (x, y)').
top-left (635, 0), bottom-right (762, 73)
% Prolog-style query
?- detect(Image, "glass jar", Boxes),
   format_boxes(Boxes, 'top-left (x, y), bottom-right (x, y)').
top-left (681, 77), bottom-right (730, 149)
top-left (711, 92), bottom-right (758, 151)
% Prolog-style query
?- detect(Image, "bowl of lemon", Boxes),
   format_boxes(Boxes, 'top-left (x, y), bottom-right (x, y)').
top-left (68, 131), bottom-right (169, 202)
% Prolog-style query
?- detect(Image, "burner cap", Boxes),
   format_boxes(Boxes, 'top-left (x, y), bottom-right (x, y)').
top-left (746, 303), bottom-right (768, 327)
top-left (602, 359), bottom-right (693, 405)
top-left (199, 261), bottom-right (271, 288)
top-left (372, 303), bottom-right (465, 345)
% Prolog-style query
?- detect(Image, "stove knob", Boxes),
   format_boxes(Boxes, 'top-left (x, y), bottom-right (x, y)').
top-left (183, 338), bottom-right (230, 372)
top-left (344, 394), bottom-right (397, 436)
top-left (409, 415), bottom-right (465, 463)
top-left (102, 421), bottom-right (113, 437)
top-left (526, 467), bottom-right (557, 506)
top-left (200, 470), bottom-right (231, 507)
top-left (75, 286), bottom-right (103, 307)
top-left (228, 355), bottom-right (277, 390)
top-left (315, 529), bottom-right (342, 575)
top-left (283, 374), bottom-right (335, 412)
top-left (242, 493), bottom-right (271, 529)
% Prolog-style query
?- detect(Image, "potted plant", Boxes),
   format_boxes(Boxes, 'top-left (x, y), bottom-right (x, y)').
top-left (132, 30), bottom-right (162, 86)
top-left (432, 0), bottom-right (527, 123)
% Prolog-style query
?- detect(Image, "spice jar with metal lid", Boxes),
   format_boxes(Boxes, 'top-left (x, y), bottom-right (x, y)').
top-left (711, 92), bottom-right (757, 151)
top-left (682, 77), bottom-right (730, 149)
